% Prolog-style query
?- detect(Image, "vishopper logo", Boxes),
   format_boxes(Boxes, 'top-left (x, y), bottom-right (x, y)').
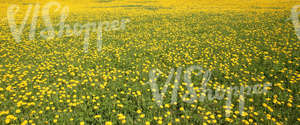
top-left (291, 5), bottom-right (300, 40)
top-left (146, 65), bottom-right (272, 117)
top-left (7, 1), bottom-right (130, 53)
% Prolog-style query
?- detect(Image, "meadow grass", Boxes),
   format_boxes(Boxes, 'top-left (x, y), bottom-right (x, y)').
top-left (0, 0), bottom-right (299, 124)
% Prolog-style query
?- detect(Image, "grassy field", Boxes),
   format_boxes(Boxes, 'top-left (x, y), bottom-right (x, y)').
top-left (0, 0), bottom-right (299, 124)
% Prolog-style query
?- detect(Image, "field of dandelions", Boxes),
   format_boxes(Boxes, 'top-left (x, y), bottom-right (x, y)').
top-left (0, 0), bottom-right (299, 124)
